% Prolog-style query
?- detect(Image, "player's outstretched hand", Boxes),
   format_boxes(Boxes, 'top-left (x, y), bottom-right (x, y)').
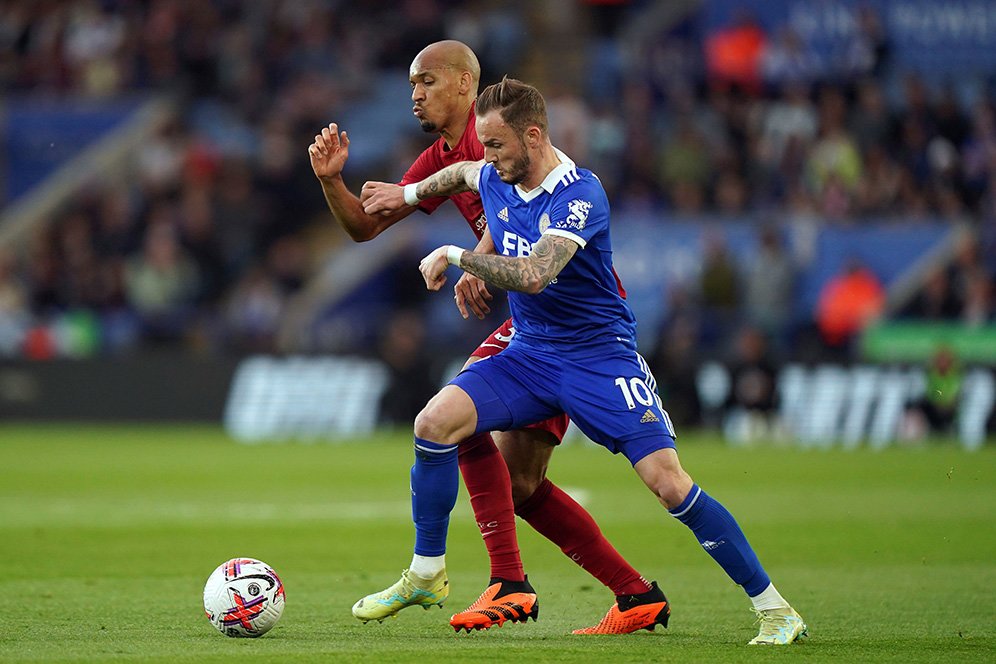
top-left (308, 123), bottom-right (349, 179)
top-left (361, 181), bottom-right (407, 216)
top-left (453, 272), bottom-right (492, 320)
top-left (419, 246), bottom-right (452, 291)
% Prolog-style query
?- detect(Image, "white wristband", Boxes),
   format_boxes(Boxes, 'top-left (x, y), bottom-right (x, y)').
top-left (446, 245), bottom-right (464, 266)
top-left (403, 183), bottom-right (420, 206)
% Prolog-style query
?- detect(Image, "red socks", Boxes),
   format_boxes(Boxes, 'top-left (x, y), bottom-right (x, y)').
top-left (516, 478), bottom-right (651, 597)
top-left (457, 433), bottom-right (524, 582)
top-left (458, 434), bottom-right (650, 597)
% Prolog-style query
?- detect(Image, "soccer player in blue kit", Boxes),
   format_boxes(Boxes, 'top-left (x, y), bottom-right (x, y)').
top-left (361, 77), bottom-right (807, 644)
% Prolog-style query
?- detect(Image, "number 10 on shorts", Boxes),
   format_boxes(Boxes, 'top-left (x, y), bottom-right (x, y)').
top-left (614, 376), bottom-right (655, 410)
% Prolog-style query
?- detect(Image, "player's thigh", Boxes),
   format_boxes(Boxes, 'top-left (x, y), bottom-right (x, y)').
top-left (453, 344), bottom-right (561, 435)
top-left (465, 322), bottom-right (572, 446)
top-left (493, 428), bottom-right (557, 483)
top-left (561, 346), bottom-right (676, 461)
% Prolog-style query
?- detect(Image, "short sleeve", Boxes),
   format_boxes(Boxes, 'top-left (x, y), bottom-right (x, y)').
top-left (544, 182), bottom-right (606, 249)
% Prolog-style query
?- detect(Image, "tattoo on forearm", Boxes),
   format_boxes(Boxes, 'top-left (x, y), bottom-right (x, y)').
top-left (461, 235), bottom-right (577, 293)
top-left (416, 162), bottom-right (478, 200)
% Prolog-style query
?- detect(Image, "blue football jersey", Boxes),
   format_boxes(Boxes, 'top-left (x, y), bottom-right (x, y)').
top-left (476, 153), bottom-right (637, 351)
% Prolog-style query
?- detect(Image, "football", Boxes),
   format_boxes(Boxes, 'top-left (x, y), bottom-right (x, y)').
top-left (203, 558), bottom-right (286, 637)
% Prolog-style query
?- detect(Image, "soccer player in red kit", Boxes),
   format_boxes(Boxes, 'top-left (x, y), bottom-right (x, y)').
top-left (308, 40), bottom-right (667, 634)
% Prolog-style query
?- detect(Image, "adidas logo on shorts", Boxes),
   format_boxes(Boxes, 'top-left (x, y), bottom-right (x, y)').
top-left (640, 409), bottom-right (660, 423)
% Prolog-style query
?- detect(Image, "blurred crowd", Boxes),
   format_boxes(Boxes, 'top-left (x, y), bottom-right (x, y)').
top-left (0, 0), bottom-right (993, 364)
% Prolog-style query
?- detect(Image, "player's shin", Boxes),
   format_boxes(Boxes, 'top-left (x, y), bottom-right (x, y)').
top-left (668, 484), bottom-right (771, 597)
top-left (516, 478), bottom-right (650, 596)
top-left (457, 433), bottom-right (524, 582)
top-left (411, 437), bottom-right (459, 576)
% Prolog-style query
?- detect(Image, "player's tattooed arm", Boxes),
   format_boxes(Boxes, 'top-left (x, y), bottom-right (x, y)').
top-left (414, 160), bottom-right (484, 199)
top-left (361, 160), bottom-right (483, 216)
top-left (459, 234), bottom-right (578, 294)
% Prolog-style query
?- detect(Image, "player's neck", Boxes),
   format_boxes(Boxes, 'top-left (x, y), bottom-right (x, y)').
top-left (517, 144), bottom-right (560, 192)
top-left (440, 103), bottom-right (473, 150)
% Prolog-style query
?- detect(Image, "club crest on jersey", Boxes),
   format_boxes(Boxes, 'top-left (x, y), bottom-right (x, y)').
top-left (561, 199), bottom-right (592, 230)
top-left (538, 213), bottom-right (550, 233)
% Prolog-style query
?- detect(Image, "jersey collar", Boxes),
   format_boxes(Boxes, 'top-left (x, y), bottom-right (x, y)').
top-left (515, 148), bottom-right (575, 202)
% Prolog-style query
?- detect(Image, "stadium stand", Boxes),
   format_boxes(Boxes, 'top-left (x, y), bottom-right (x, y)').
top-left (0, 0), bottom-right (993, 442)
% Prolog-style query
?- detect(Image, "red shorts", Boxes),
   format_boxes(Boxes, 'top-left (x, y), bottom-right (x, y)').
top-left (469, 318), bottom-right (571, 443)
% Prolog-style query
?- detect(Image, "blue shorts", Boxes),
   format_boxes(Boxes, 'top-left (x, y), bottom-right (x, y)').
top-left (451, 338), bottom-right (676, 466)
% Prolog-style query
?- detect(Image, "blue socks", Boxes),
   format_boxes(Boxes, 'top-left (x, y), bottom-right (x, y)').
top-left (669, 484), bottom-right (771, 597)
top-left (411, 437), bottom-right (459, 556)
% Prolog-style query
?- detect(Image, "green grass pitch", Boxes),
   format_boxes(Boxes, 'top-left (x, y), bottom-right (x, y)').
top-left (1, 424), bottom-right (994, 663)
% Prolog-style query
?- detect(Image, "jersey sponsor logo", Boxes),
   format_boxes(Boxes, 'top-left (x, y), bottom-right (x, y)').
top-left (538, 212), bottom-right (551, 233)
top-left (501, 230), bottom-right (534, 257)
top-left (558, 198), bottom-right (592, 230)
top-left (475, 213), bottom-right (487, 234)
top-left (640, 409), bottom-right (660, 423)
top-left (497, 207), bottom-right (509, 222)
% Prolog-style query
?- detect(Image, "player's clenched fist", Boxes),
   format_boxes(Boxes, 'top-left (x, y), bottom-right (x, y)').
top-left (308, 123), bottom-right (350, 180)
top-left (419, 245), bottom-right (463, 291)
top-left (361, 181), bottom-right (407, 216)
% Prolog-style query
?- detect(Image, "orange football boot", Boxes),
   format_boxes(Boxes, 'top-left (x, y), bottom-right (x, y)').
top-left (572, 581), bottom-right (670, 635)
top-left (450, 577), bottom-right (539, 632)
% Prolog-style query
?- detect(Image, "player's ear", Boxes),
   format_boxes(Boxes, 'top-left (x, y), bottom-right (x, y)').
top-left (524, 125), bottom-right (543, 148)
top-left (459, 71), bottom-right (473, 95)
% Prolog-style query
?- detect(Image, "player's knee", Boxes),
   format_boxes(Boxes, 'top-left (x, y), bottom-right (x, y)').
top-left (649, 470), bottom-right (694, 509)
top-left (635, 451), bottom-right (694, 509)
top-left (413, 403), bottom-right (461, 445)
top-left (508, 472), bottom-right (543, 507)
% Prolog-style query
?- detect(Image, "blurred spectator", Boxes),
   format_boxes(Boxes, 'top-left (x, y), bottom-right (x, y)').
top-left (854, 144), bottom-right (902, 215)
top-left (546, 83), bottom-right (590, 164)
top-left (0, 249), bottom-right (30, 356)
top-left (755, 82), bottom-right (817, 180)
top-left (841, 5), bottom-right (891, 79)
top-left (900, 265), bottom-right (960, 320)
top-left (649, 284), bottom-right (702, 427)
top-left (961, 101), bottom-right (996, 207)
top-left (806, 87), bottom-right (862, 217)
top-left (849, 79), bottom-right (893, 155)
top-left (723, 325), bottom-right (779, 444)
top-left (123, 220), bottom-right (199, 344)
top-left (223, 265), bottom-right (286, 353)
top-left (377, 310), bottom-right (438, 426)
top-left (704, 9), bottom-right (767, 93)
top-left (961, 268), bottom-right (994, 326)
top-left (660, 118), bottom-right (711, 212)
top-left (713, 168), bottom-right (749, 214)
top-left (913, 346), bottom-right (964, 436)
top-left (815, 259), bottom-right (885, 349)
top-left (761, 27), bottom-right (821, 86)
top-left (698, 232), bottom-right (741, 347)
top-left (744, 225), bottom-right (795, 346)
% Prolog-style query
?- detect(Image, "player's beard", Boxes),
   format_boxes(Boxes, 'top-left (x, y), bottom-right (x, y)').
top-left (419, 119), bottom-right (437, 132)
top-left (497, 153), bottom-right (530, 185)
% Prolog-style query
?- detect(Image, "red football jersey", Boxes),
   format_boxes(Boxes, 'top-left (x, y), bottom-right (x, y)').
top-left (398, 105), bottom-right (487, 240)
